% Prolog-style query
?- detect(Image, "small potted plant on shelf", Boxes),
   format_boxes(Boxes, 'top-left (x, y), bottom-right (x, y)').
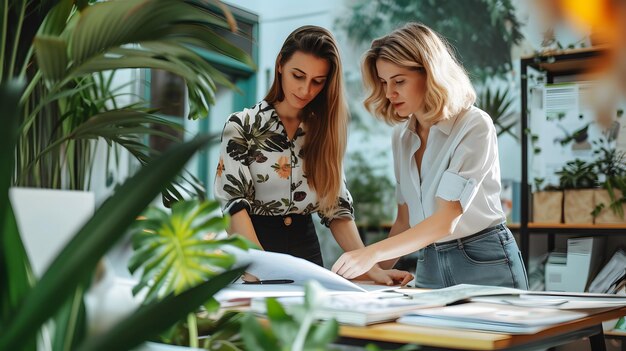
top-left (556, 159), bottom-right (599, 224)
top-left (532, 177), bottom-right (563, 224)
top-left (592, 140), bottom-right (626, 223)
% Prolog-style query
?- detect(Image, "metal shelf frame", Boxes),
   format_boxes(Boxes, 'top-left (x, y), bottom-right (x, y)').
top-left (518, 46), bottom-right (620, 267)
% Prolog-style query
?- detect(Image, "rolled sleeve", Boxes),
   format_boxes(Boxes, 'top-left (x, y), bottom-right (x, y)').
top-left (436, 114), bottom-right (497, 213)
top-left (319, 179), bottom-right (355, 227)
top-left (225, 198), bottom-right (252, 216)
top-left (436, 171), bottom-right (479, 212)
top-left (395, 182), bottom-right (405, 205)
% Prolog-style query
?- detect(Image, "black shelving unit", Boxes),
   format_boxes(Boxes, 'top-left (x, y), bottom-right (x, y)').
top-left (518, 46), bottom-right (626, 267)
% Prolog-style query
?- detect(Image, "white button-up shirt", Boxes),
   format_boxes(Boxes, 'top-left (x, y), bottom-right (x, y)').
top-left (392, 106), bottom-right (505, 242)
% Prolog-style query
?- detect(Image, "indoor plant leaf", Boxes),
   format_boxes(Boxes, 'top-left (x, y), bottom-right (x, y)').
top-left (303, 319), bottom-right (339, 350)
top-left (76, 267), bottom-right (246, 351)
top-left (0, 135), bottom-right (212, 350)
top-left (0, 80), bottom-right (36, 351)
top-left (51, 286), bottom-right (87, 351)
top-left (241, 313), bottom-right (280, 351)
top-left (34, 36), bottom-right (68, 82)
top-left (129, 198), bottom-right (255, 303)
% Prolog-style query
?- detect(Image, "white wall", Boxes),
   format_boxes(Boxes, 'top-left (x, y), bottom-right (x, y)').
top-left (224, 1), bottom-right (337, 102)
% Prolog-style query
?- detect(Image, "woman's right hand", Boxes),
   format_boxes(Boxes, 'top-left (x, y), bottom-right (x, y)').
top-left (241, 272), bottom-right (259, 282)
top-left (331, 246), bottom-right (380, 279)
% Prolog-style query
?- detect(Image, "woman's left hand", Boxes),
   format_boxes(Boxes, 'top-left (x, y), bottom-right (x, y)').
top-left (365, 265), bottom-right (414, 286)
top-left (331, 247), bottom-right (379, 279)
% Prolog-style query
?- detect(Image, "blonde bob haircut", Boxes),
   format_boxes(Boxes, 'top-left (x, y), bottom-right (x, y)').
top-left (265, 25), bottom-right (348, 214)
top-left (362, 22), bottom-right (476, 125)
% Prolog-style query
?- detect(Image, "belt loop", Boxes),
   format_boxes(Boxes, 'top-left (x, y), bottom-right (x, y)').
top-left (457, 238), bottom-right (463, 249)
top-left (498, 227), bottom-right (507, 244)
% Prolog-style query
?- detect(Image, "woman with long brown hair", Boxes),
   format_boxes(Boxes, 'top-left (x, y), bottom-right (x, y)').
top-left (214, 25), bottom-right (412, 285)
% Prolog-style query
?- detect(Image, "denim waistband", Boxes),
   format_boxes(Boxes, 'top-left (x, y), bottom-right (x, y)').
top-left (426, 222), bottom-right (509, 251)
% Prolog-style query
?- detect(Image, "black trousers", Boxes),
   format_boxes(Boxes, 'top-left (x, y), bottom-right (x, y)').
top-left (249, 214), bottom-right (323, 266)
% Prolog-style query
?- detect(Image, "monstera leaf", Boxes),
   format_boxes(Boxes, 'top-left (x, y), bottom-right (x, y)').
top-left (128, 199), bottom-right (255, 303)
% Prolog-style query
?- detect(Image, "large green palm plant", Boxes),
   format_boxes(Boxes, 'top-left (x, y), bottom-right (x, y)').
top-left (0, 79), bottom-right (247, 351)
top-left (2, 0), bottom-right (254, 200)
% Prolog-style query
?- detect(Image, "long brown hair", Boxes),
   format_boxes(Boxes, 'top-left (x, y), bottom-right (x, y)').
top-left (362, 22), bottom-right (475, 125)
top-left (265, 26), bottom-right (348, 214)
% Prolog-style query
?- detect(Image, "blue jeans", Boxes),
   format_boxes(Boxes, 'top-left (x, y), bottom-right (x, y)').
top-left (414, 223), bottom-right (529, 289)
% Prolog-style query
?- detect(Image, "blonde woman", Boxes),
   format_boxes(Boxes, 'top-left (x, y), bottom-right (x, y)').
top-left (214, 25), bottom-right (412, 285)
top-left (332, 23), bottom-right (528, 289)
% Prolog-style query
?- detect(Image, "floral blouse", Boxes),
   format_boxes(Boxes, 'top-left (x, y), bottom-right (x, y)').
top-left (214, 100), bottom-right (354, 227)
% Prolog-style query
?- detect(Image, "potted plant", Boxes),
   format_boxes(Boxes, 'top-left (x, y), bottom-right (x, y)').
top-left (556, 159), bottom-right (599, 224)
top-left (1, 80), bottom-right (246, 351)
top-left (4, 0), bottom-right (253, 203)
top-left (2, 1), bottom-right (257, 349)
top-left (592, 140), bottom-right (626, 223)
top-left (531, 177), bottom-right (563, 224)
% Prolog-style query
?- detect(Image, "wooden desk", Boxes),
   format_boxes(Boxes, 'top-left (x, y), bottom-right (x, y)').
top-left (336, 306), bottom-right (626, 351)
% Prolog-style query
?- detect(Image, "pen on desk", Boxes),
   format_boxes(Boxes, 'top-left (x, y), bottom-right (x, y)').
top-left (242, 279), bottom-right (295, 285)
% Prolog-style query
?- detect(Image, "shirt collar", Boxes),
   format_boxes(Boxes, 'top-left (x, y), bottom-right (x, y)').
top-left (432, 115), bottom-right (456, 135)
top-left (261, 100), bottom-right (307, 135)
top-left (403, 109), bottom-right (465, 137)
top-left (259, 100), bottom-right (279, 120)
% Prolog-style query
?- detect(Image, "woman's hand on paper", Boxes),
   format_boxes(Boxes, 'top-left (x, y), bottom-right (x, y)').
top-left (332, 246), bottom-right (379, 280)
top-left (241, 272), bottom-right (259, 282)
top-left (366, 265), bottom-right (414, 286)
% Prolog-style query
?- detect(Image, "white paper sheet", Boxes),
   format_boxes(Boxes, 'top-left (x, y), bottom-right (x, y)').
top-left (230, 248), bottom-right (393, 293)
top-left (400, 301), bottom-right (587, 333)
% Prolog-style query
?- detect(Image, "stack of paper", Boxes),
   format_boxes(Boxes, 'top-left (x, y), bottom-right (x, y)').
top-left (398, 302), bottom-right (588, 334)
top-left (215, 249), bottom-right (398, 304)
top-left (402, 284), bottom-right (525, 305)
top-left (588, 249), bottom-right (626, 294)
top-left (471, 292), bottom-right (626, 310)
top-left (250, 292), bottom-right (427, 326)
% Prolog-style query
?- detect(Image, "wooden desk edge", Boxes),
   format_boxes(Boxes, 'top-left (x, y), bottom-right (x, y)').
top-left (338, 306), bottom-right (626, 350)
